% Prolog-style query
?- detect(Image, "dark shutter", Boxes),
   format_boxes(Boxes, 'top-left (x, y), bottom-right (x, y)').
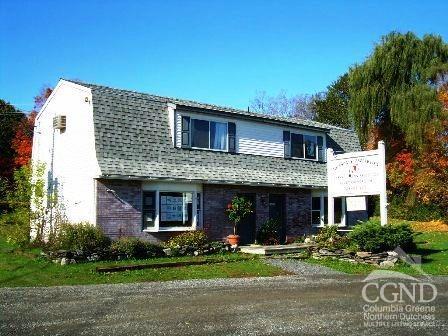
top-left (283, 131), bottom-right (291, 158)
top-left (228, 122), bottom-right (236, 153)
top-left (181, 116), bottom-right (191, 148)
top-left (142, 191), bottom-right (156, 230)
top-left (317, 135), bottom-right (324, 162)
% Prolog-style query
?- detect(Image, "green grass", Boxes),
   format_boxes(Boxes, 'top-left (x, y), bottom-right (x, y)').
top-left (304, 231), bottom-right (448, 275)
top-left (0, 240), bottom-right (287, 287)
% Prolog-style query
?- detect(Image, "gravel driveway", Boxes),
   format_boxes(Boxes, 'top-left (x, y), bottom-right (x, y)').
top-left (1, 269), bottom-right (447, 336)
top-left (263, 258), bottom-right (344, 276)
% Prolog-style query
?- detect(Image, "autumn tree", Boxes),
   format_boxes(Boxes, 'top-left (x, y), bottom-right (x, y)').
top-left (10, 87), bottom-right (52, 168)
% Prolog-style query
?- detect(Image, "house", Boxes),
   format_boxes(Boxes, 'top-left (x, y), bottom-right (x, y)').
top-left (31, 79), bottom-right (366, 244)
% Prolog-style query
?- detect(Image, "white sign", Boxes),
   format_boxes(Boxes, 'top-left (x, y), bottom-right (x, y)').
top-left (328, 152), bottom-right (382, 197)
top-left (327, 141), bottom-right (387, 226)
top-left (346, 196), bottom-right (367, 211)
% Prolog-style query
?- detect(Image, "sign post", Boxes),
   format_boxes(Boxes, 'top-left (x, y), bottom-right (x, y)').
top-left (327, 141), bottom-right (387, 226)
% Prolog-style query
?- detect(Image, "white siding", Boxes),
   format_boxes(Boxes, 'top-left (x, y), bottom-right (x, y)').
top-left (175, 111), bottom-right (327, 158)
top-left (32, 80), bottom-right (101, 225)
top-left (237, 120), bottom-right (284, 157)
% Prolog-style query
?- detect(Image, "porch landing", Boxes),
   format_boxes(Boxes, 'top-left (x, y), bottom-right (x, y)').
top-left (239, 243), bottom-right (314, 256)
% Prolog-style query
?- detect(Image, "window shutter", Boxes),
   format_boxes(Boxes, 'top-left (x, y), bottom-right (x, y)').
top-left (181, 116), bottom-right (191, 148)
top-left (283, 131), bottom-right (291, 158)
top-left (317, 135), bottom-right (324, 162)
top-left (228, 122), bottom-right (236, 153)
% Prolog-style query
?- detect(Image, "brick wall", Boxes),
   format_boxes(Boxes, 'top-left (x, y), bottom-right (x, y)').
top-left (96, 179), bottom-right (312, 243)
top-left (96, 179), bottom-right (176, 243)
top-left (202, 184), bottom-right (312, 241)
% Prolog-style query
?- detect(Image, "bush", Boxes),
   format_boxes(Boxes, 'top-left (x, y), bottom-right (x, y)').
top-left (315, 225), bottom-right (339, 244)
top-left (52, 222), bottom-right (111, 253)
top-left (388, 196), bottom-right (445, 222)
top-left (315, 225), bottom-right (353, 250)
top-left (111, 237), bottom-right (163, 259)
top-left (0, 211), bottom-right (31, 247)
top-left (348, 219), bottom-right (415, 253)
top-left (164, 230), bottom-right (208, 250)
top-left (256, 219), bottom-right (280, 245)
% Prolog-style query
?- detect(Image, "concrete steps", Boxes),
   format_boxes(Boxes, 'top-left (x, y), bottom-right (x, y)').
top-left (239, 243), bottom-right (315, 256)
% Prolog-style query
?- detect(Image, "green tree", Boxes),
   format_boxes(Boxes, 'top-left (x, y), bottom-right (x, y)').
top-left (314, 73), bottom-right (351, 128)
top-left (0, 164), bottom-right (46, 246)
top-left (349, 32), bottom-right (448, 148)
top-left (0, 100), bottom-right (24, 183)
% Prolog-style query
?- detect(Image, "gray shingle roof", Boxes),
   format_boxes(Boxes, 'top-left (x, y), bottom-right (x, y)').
top-left (68, 80), bottom-right (361, 188)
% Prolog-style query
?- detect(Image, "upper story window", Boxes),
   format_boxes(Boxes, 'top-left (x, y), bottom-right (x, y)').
top-left (181, 115), bottom-right (236, 153)
top-left (285, 131), bottom-right (324, 161)
top-left (192, 119), bottom-right (228, 150)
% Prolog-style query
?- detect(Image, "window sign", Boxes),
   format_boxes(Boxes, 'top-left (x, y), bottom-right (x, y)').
top-left (346, 196), bottom-right (367, 211)
top-left (160, 192), bottom-right (192, 227)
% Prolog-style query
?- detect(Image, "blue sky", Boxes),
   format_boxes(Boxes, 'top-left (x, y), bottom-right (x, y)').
top-left (1, 0), bottom-right (447, 112)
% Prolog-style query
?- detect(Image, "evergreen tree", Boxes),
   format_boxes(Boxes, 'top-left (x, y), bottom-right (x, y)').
top-left (314, 73), bottom-right (351, 128)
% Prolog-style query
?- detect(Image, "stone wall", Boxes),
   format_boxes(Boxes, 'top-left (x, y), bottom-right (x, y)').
top-left (202, 184), bottom-right (312, 242)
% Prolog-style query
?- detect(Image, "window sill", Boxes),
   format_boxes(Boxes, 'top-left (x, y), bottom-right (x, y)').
top-left (291, 156), bottom-right (319, 162)
top-left (312, 223), bottom-right (345, 228)
top-left (143, 227), bottom-right (195, 233)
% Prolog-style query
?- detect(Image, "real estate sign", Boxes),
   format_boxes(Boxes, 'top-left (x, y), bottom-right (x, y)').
top-left (327, 141), bottom-right (387, 226)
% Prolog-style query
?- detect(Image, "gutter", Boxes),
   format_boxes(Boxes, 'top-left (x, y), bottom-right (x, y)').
top-left (95, 174), bottom-right (327, 189)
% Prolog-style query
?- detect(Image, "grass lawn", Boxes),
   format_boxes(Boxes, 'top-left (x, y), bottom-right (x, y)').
top-left (0, 239), bottom-right (288, 287)
top-left (304, 231), bottom-right (448, 275)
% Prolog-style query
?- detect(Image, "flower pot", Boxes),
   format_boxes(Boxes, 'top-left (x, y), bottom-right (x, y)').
top-left (227, 234), bottom-right (240, 246)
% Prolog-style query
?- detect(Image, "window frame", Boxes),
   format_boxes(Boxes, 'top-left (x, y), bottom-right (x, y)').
top-left (191, 117), bottom-right (229, 152)
top-left (142, 185), bottom-right (202, 232)
top-left (159, 191), bottom-right (194, 228)
top-left (311, 191), bottom-right (346, 227)
top-left (290, 132), bottom-right (319, 161)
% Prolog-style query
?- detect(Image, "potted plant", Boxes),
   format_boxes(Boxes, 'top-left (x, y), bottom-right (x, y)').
top-left (226, 196), bottom-right (253, 246)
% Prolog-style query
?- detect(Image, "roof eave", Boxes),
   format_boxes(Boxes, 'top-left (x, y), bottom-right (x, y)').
top-left (96, 175), bottom-right (327, 189)
top-left (175, 104), bottom-right (331, 133)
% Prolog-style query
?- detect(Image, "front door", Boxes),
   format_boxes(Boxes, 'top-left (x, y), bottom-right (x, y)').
top-left (237, 193), bottom-right (256, 245)
top-left (269, 194), bottom-right (286, 243)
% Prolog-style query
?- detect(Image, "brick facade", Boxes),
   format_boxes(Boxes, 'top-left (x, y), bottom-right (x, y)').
top-left (96, 179), bottom-right (314, 243)
top-left (202, 184), bottom-right (312, 242)
top-left (96, 179), bottom-right (175, 243)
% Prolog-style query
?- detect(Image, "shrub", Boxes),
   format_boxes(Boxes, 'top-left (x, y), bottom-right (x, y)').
top-left (315, 225), bottom-right (339, 245)
top-left (388, 196), bottom-right (445, 222)
top-left (52, 222), bottom-right (111, 253)
top-left (315, 225), bottom-right (354, 250)
top-left (164, 230), bottom-right (208, 250)
top-left (348, 219), bottom-right (415, 253)
top-left (111, 237), bottom-right (163, 259)
top-left (256, 219), bottom-right (280, 245)
top-left (0, 211), bottom-right (31, 247)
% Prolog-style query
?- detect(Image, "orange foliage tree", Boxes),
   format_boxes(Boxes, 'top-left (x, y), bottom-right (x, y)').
top-left (11, 87), bottom-right (52, 168)
top-left (386, 83), bottom-right (448, 219)
top-left (11, 112), bottom-right (36, 168)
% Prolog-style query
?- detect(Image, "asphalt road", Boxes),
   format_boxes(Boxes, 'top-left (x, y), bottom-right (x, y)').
top-left (1, 273), bottom-right (447, 336)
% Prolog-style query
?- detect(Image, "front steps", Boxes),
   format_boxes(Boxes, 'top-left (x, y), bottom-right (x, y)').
top-left (239, 243), bottom-right (315, 256)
